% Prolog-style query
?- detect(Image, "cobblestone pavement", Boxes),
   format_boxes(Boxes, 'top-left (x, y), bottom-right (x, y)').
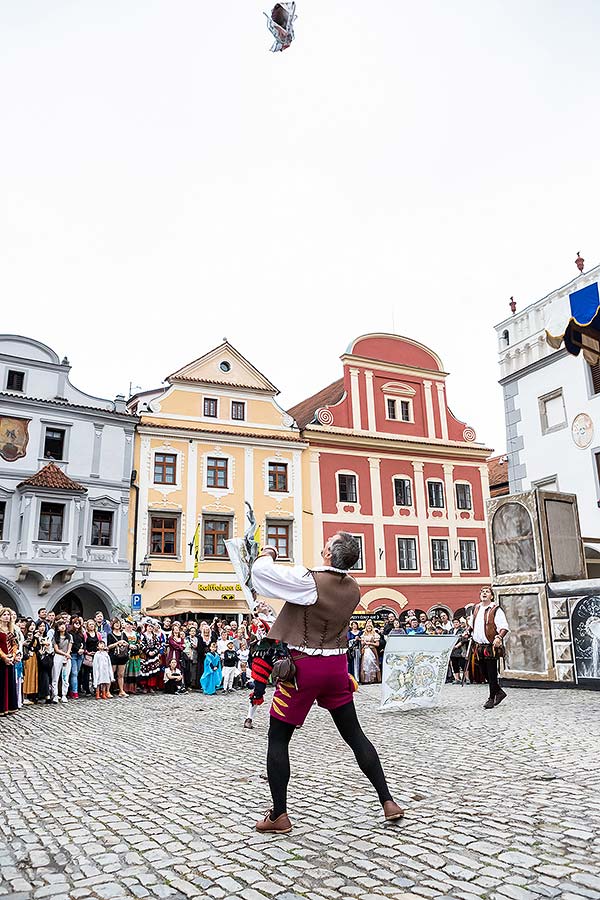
top-left (1, 684), bottom-right (600, 900)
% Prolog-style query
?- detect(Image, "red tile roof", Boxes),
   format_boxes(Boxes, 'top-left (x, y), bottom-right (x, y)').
top-left (288, 379), bottom-right (345, 429)
top-left (18, 462), bottom-right (87, 492)
top-left (488, 454), bottom-right (510, 496)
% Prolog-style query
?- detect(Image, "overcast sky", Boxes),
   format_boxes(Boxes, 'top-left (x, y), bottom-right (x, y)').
top-left (2, 1), bottom-right (599, 453)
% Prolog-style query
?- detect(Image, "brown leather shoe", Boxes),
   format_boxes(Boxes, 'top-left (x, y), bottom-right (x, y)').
top-left (494, 688), bottom-right (507, 706)
top-left (255, 811), bottom-right (293, 834)
top-left (483, 696), bottom-right (495, 709)
top-left (243, 718), bottom-right (254, 729)
top-left (383, 800), bottom-right (404, 821)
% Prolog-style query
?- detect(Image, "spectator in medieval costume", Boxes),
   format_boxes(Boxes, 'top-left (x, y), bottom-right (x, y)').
top-left (123, 620), bottom-right (141, 694)
top-left (165, 621), bottom-right (185, 668)
top-left (107, 618), bottom-right (129, 697)
top-left (450, 617), bottom-right (469, 683)
top-left (68, 617), bottom-right (85, 698)
top-left (22, 621), bottom-right (40, 704)
top-left (0, 607), bottom-right (18, 715)
top-left (140, 623), bottom-right (162, 692)
top-left (347, 621), bottom-right (362, 682)
top-left (359, 620), bottom-right (381, 684)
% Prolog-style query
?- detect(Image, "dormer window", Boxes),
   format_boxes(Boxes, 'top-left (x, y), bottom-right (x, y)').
top-left (6, 370), bottom-right (25, 392)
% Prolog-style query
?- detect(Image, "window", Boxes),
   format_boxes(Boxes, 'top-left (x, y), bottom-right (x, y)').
top-left (349, 534), bottom-right (364, 571)
top-left (386, 398), bottom-right (411, 421)
top-left (589, 362), bottom-right (600, 396)
top-left (428, 481), bottom-right (445, 508)
top-left (207, 456), bottom-right (228, 489)
top-left (231, 401), bottom-right (245, 421)
top-left (338, 473), bottom-right (357, 503)
top-left (203, 518), bottom-right (230, 557)
top-left (38, 503), bottom-right (65, 542)
top-left (150, 516), bottom-right (177, 555)
top-left (43, 428), bottom-right (65, 460)
top-left (397, 537), bottom-right (418, 571)
top-left (431, 538), bottom-right (450, 571)
top-left (91, 510), bottom-right (113, 547)
top-left (394, 478), bottom-right (412, 507)
top-left (268, 462), bottom-right (288, 492)
top-left (539, 389), bottom-right (567, 434)
top-left (459, 539), bottom-right (478, 571)
top-left (267, 522), bottom-right (291, 559)
top-left (7, 370), bottom-right (24, 392)
top-left (204, 398), bottom-right (218, 417)
top-left (154, 453), bottom-right (176, 485)
top-left (456, 483), bottom-right (472, 510)
top-left (220, 361), bottom-right (231, 373)
top-left (0, 501), bottom-right (5, 539)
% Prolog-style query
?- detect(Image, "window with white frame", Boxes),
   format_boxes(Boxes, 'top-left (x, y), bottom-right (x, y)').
top-left (394, 477), bottom-right (412, 507)
top-left (459, 538), bottom-right (478, 571)
top-left (431, 538), bottom-right (450, 571)
top-left (539, 389), bottom-right (567, 435)
top-left (428, 481), bottom-right (445, 508)
top-left (6, 370), bottom-right (25, 392)
top-left (455, 483), bottom-right (472, 510)
top-left (337, 472), bottom-right (358, 503)
top-left (206, 456), bottom-right (229, 489)
top-left (267, 521), bottom-right (292, 559)
top-left (231, 401), bottom-right (245, 421)
top-left (203, 397), bottom-right (218, 418)
top-left (91, 510), bottom-right (114, 547)
top-left (397, 537), bottom-right (418, 571)
top-left (348, 534), bottom-right (364, 571)
top-left (386, 398), bottom-right (412, 422)
top-left (38, 502), bottom-right (65, 542)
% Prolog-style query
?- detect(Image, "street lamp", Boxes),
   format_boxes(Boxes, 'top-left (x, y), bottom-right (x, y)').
top-left (140, 555), bottom-right (151, 588)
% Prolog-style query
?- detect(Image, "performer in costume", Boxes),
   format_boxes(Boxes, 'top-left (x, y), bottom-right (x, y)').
top-left (243, 610), bottom-right (285, 729)
top-left (251, 533), bottom-right (404, 834)
top-left (470, 586), bottom-right (509, 708)
top-left (200, 642), bottom-right (222, 695)
top-left (359, 620), bottom-right (381, 684)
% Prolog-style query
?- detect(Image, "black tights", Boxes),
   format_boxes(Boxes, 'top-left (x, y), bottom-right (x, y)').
top-left (266, 702), bottom-right (393, 818)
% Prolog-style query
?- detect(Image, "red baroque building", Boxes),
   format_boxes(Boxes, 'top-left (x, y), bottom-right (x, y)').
top-left (290, 334), bottom-right (493, 619)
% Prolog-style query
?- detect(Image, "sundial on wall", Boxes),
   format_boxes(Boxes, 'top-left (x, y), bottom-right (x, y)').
top-left (571, 413), bottom-right (594, 449)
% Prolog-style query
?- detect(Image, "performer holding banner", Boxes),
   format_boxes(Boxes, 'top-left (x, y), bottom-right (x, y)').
top-left (250, 532), bottom-right (403, 835)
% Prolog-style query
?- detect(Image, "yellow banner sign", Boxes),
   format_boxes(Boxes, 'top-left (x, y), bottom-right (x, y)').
top-left (197, 583), bottom-right (242, 592)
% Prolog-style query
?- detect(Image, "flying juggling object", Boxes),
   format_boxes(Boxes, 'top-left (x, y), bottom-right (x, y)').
top-left (265, 3), bottom-right (297, 52)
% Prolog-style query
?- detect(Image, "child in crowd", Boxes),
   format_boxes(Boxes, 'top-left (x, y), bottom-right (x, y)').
top-left (238, 640), bottom-right (250, 687)
top-left (222, 641), bottom-right (239, 693)
top-left (200, 642), bottom-right (222, 695)
top-left (163, 658), bottom-right (186, 694)
top-left (92, 640), bottom-right (113, 699)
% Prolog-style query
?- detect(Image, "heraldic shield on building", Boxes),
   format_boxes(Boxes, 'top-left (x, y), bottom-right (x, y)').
top-left (0, 335), bottom-right (137, 619)
top-left (290, 333), bottom-right (493, 621)
top-left (127, 341), bottom-right (305, 618)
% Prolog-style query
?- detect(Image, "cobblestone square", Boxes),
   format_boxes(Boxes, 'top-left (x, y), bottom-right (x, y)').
top-left (1, 685), bottom-right (599, 900)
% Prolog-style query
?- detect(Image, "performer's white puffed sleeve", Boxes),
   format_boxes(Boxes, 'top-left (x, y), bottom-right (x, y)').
top-left (252, 556), bottom-right (318, 605)
top-left (495, 607), bottom-right (510, 633)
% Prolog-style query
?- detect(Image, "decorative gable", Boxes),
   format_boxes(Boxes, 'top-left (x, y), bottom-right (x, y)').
top-left (168, 341), bottom-right (278, 394)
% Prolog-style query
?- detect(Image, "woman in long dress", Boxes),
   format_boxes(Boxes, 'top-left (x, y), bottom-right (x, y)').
top-left (359, 619), bottom-right (381, 684)
top-left (22, 621), bottom-right (39, 704)
top-left (123, 621), bottom-right (141, 694)
top-left (347, 620), bottom-right (362, 682)
top-left (0, 607), bottom-right (18, 715)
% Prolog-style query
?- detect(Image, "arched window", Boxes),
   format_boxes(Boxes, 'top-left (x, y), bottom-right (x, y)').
top-left (502, 329), bottom-right (510, 348)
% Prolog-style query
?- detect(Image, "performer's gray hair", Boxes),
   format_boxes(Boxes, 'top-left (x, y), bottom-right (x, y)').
top-left (330, 532), bottom-right (360, 570)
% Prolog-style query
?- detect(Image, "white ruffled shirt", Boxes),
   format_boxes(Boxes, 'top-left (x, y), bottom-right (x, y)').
top-left (252, 556), bottom-right (350, 656)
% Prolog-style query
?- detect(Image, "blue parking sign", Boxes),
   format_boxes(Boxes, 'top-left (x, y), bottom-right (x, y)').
top-left (131, 593), bottom-right (142, 612)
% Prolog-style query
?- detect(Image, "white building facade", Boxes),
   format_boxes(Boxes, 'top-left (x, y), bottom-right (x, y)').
top-left (0, 335), bottom-right (137, 619)
top-left (494, 264), bottom-right (600, 571)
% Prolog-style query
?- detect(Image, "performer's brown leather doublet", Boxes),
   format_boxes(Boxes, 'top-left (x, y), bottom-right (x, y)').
top-left (267, 571), bottom-right (360, 650)
top-left (472, 602), bottom-right (502, 643)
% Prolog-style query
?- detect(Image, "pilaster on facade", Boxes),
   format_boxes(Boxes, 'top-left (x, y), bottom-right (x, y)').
top-left (137, 435), bottom-right (151, 568)
top-left (412, 461), bottom-right (431, 576)
top-left (292, 449), bottom-right (303, 563)
top-left (368, 457), bottom-right (386, 576)
top-left (349, 368), bottom-right (361, 430)
top-left (91, 424), bottom-right (104, 478)
top-left (423, 381), bottom-right (435, 438)
top-left (186, 442), bottom-right (198, 568)
top-left (435, 382), bottom-right (449, 441)
top-left (364, 370), bottom-right (376, 432)
top-left (309, 450), bottom-right (323, 566)
top-left (443, 463), bottom-right (461, 576)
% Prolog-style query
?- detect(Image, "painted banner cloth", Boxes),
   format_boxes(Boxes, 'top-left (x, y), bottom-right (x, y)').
top-left (381, 635), bottom-right (457, 711)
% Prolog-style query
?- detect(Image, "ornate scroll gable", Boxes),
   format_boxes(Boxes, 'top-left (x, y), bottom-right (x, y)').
top-left (0, 416), bottom-right (31, 462)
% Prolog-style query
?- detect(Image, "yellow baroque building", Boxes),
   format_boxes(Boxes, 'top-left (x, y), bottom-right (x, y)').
top-left (127, 341), bottom-right (306, 618)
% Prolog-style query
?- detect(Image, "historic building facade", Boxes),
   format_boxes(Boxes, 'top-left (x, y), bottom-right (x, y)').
top-left (290, 333), bottom-right (492, 617)
top-left (127, 341), bottom-right (305, 618)
top-left (494, 262), bottom-right (600, 574)
top-left (0, 335), bottom-right (137, 619)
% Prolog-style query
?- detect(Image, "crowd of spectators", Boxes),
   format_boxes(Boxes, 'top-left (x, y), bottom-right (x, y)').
top-left (347, 608), bottom-right (473, 685)
top-left (0, 606), bottom-right (269, 715)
